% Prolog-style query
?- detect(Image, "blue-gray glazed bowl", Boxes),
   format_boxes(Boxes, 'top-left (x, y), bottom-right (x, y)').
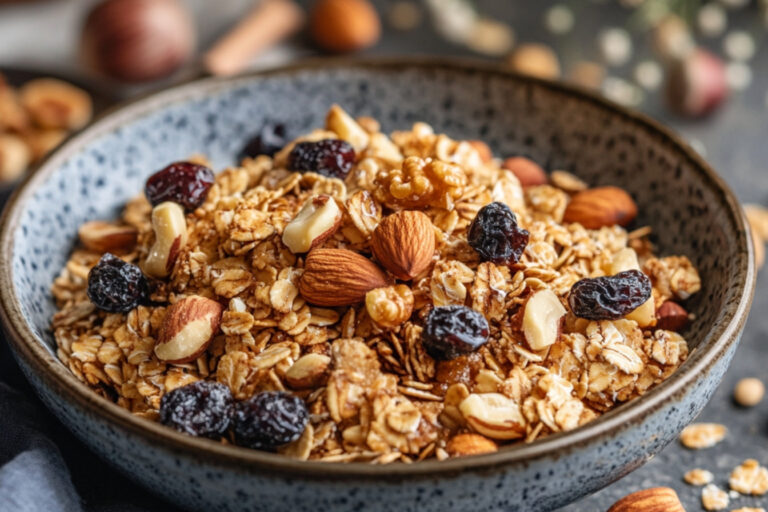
top-left (0, 59), bottom-right (756, 512)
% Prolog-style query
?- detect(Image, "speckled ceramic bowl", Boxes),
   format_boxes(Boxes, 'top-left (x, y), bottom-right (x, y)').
top-left (0, 59), bottom-right (755, 512)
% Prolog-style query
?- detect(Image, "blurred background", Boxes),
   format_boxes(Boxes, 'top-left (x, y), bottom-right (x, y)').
top-left (2, 1), bottom-right (768, 511)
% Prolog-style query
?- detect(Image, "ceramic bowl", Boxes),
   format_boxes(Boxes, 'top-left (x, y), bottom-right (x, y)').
top-left (0, 59), bottom-right (755, 512)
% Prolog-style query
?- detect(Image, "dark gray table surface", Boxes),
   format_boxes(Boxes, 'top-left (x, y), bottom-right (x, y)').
top-left (2, 1), bottom-right (768, 511)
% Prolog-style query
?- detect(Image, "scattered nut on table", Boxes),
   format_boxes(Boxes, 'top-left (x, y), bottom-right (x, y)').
top-left (733, 377), bottom-right (764, 407)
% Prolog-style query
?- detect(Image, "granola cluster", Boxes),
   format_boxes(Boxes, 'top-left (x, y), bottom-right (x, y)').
top-left (51, 105), bottom-right (701, 463)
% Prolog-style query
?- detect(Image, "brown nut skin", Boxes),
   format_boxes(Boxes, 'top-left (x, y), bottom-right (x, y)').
top-left (371, 210), bottom-right (435, 281)
top-left (78, 221), bottom-right (139, 254)
top-left (310, 0), bottom-right (381, 53)
top-left (655, 301), bottom-right (689, 331)
top-left (607, 487), bottom-right (686, 512)
top-left (155, 296), bottom-right (223, 364)
top-left (299, 248), bottom-right (391, 306)
top-left (502, 157), bottom-right (547, 188)
top-left (467, 140), bottom-right (493, 163)
top-left (563, 186), bottom-right (638, 229)
top-left (445, 433), bottom-right (498, 457)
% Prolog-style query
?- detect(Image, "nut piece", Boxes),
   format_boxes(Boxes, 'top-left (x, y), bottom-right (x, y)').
top-left (729, 459), bottom-right (768, 496)
top-left (607, 487), bottom-right (685, 512)
top-left (445, 433), bottom-right (498, 457)
top-left (680, 422), bottom-right (727, 449)
top-left (0, 134), bottom-right (32, 183)
top-left (310, 0), bottom-right (381, 53)
top-left (143, 201), bottom-right (188, 278)
top-left (523, 288), bottom-right (566, 351)
top-left (299, 248), bottom-right (391, 306)
top-left (19, 78), bottom-right (92, 130)
top-left (502, 156), bottom-right (547, 187)
top-left (78, 221), bottom-right (139, 253)
top-left (325, 104), bottom-right (369, 151)
top-left (563, 186), bottom-right (638, 229)
top-left (734, 377), bottom-right (764, 407)
top-left (371, 210), bottom-right (435, 280)
top-left (656, 301), bottom-right (689, 331)
top-left (550, 170), bottom-right (587, 193)
top-left (285, 353), bottom-right (331, 389)
top-left (155, 295), bottom-right (223, 363)
top-left (365, 284), bottom-right (414, 329)
top-left (684, 468), bottom-right (714, 486)
top-left (701, 483), bottom-right (729, 511)
top-left (282, 195), bottom-right (342, 254)
top-left (506, 43), bottom-right (561, 80)
top-left (459, 393), bottom-right (526, 440)
top-left (610, 248), bottom-right (655, 327)
top-left (467, 140), bottom-right (493, 163)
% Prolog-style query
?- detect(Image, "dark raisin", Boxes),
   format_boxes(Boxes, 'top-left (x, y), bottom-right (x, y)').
top-left (239, 123), bottom-right (288, 159)
top-left (144, 161), bottom-right (215, 211)
top-left (287, 139), bottom-right (355, 179)
top-left (233, 391), bottom-right (308, 450)
top-left (568, 269), bottom-right (652, 320)
top-left (467, 202), bottom-right (530, 265)
top-left (422, 305), bottom-right (490, 361)
top-left (159, 381), bottom-right (233, 438)
top-left (87, 253), bottom-right (148, 312)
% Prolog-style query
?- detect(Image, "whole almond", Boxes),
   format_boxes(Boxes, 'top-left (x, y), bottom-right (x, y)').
top-left (371, 210), bottom-right (435, 280)
top-left (445, 433), bottom-right (498, 457)
top-left (502, 157), bottom-right (547, 187)
top-left (155, 295), bottom-right (223, 364)
top-left (607, 487), bottom-right (686, 512)
top-left (78, 221), bottom-right (138, 253)
top-left (563, 186), bottom-right (638, 229)
top-left (655, 301), bottom-right (689, 331)
top-left (299, 248), bottom-right (391, 306)
top-left (310, 0), bottom-right (381, 53)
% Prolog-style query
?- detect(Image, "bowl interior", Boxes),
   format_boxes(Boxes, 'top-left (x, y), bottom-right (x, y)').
top-left (6, 61), bottom-right (748, 424)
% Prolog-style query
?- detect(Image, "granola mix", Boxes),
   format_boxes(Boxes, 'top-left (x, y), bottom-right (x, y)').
top-left (51, 105), bottom-right (701, 463)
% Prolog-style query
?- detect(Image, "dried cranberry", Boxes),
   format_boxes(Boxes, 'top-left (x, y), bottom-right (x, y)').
top-left (144, 161), bottom-right (215, 211)
top-left (287, 139), bottom-right (355, 179)
top-left (568, 269), bottom-right (652, 320)
top-left (239, 123), bottom-right (288, 159)
top-left (468, 202), bottom-right (530, 265)
top-left (87, 253), bottom-right (148, 313)
top-left (422, 306), bottom-right (490, 361)
top-left (159, 381), bottom-right (233, 439)
top-left (233, 391), bottom-right (308, 450)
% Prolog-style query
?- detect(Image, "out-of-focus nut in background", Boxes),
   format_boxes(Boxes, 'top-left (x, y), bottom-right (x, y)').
top-left (310, 0), bottom-right (381, 53)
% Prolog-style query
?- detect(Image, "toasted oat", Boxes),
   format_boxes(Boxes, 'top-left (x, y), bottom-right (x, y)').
top-left (702, 484), bottom-right (730, 511)
top-left (680, 423), bottom-right (727, 449)
top-left (730, 508), bottom-right (766, 512)
top-left (729, 459), bottom-right (768, 495)
top-left (50, 105), bottom-right (699, 462)
top-left (685, 468), bottom-right (715, 486)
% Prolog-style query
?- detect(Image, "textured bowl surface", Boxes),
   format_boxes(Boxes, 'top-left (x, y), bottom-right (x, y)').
top-left (0, 59), bottom-right (755, 512)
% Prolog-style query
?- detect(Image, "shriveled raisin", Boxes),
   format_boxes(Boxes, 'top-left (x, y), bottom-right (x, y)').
top-left (233, 391), bottom-right (308, 450)
top-left (287, 139), bottom-right (355, 179)
top-left (239, 123), bottom-right (288, 159)
top-left (568, 269), bottom-right (652, 320)
top-left (86, 253), bottom-right (148, 313)
top-left (144, 161), bottom-right (215, 211)
top-left (159, 381), bottom-right (233, 439)
top-left (468, 202), bottom-right (530, 265)
top-left (422, 305), bottom-right (490, 361)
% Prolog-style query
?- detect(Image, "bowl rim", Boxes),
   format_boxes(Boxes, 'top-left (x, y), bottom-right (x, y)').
top-left (0, 56), bottom-right (756, 479)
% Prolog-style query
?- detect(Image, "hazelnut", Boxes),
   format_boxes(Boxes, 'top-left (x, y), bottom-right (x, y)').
top-left (310, 0), bottom-right (381, 53)
top-left (506, 44), bottom-right (561, 80)
top-left (734, 378), bottom-right (764, 407)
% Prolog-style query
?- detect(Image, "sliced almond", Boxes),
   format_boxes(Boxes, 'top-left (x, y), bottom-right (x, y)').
top-left (285, 353), bottom-right (331, 389)
top-left (155, 295), bottom-right (224, 364)
top-left (445, 433), bottom-right (498, 457)
top-left (523, 288), bottom-right (566, 351)
top-left (282, 195), bottom-right (342, 253)
top-left (78, 221), bottom-right (138, 253)
top-left (459, 393), bottom-right (526, 440)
